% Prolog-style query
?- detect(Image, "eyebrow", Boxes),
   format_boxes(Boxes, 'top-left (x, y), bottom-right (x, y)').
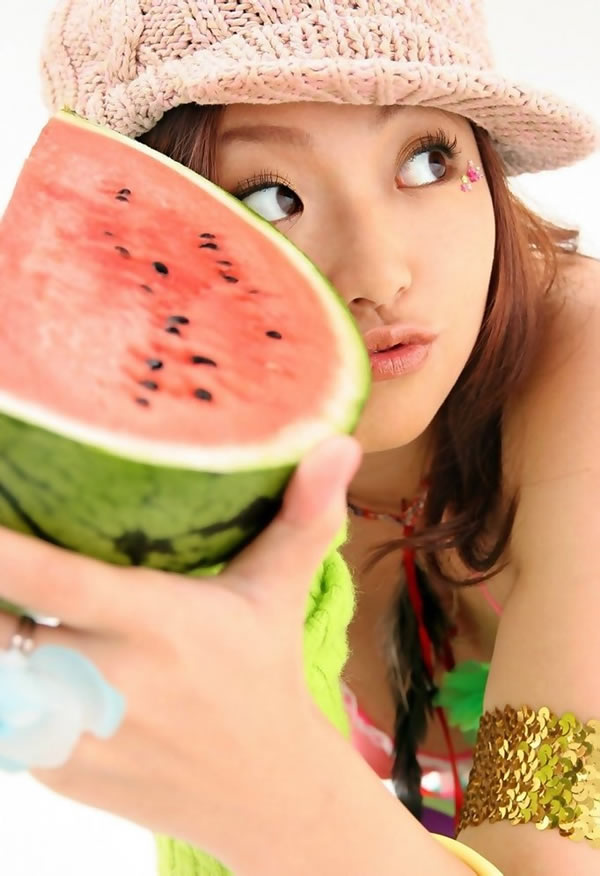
top-left (219, 105), bottom-right (407, 147)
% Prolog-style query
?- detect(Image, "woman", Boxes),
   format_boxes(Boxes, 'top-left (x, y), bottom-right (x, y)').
top-left (0, 0), bottom-right (598, 873)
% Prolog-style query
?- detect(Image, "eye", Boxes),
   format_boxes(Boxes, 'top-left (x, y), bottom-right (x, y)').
top-left (395, 130), bottom-right (459, 189)
top-left (397, 148), bottom-right (449, 188)
top-left (240, 184), bottom-right (302, 222)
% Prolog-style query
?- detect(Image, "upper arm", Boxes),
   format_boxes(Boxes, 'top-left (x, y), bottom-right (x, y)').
top-left (458, 256), bottom-right (600, 873)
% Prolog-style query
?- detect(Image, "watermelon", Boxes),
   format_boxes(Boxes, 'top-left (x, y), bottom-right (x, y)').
top-left (0, 110), bottom-right (369, 596)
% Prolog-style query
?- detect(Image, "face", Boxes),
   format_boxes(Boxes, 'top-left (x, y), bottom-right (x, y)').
top-left (217, 103), bottom-right (496, 454)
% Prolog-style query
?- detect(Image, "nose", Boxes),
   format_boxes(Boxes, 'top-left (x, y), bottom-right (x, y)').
top-left (324, 206), bottom-right (413, 320)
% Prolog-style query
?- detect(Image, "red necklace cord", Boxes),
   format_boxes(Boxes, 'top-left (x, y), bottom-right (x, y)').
top-left (347, 491), bottom-right (464, 828)
top-left (403, 524), bottom-right (463, 830)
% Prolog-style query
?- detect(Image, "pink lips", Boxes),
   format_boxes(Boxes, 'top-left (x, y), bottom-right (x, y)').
top-left (363, 324), bottom-right (438, 354)
top-left (364, 324), bottom-right (437, 381)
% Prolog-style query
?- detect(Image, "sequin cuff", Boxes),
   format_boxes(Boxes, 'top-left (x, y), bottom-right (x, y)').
top-left (459, 705), bottom-right (600, 848)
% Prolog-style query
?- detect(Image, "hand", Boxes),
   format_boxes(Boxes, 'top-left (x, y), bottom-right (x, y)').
top-left (0, 435), bottom-right (362, 868)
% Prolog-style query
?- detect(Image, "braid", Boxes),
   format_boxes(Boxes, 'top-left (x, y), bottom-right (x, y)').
top-left (385, 562), bottom-right (453, 818)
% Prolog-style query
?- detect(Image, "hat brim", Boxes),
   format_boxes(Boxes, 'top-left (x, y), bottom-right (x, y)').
top-left (98, 57), bottom-right (600, 175)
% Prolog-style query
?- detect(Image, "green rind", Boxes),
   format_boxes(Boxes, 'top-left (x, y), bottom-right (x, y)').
top-left (0, 412), bottom-right (292, 578)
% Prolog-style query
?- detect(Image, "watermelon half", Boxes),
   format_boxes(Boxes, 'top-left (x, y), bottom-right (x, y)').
top-left (0, 110), bottom-right (369, 585)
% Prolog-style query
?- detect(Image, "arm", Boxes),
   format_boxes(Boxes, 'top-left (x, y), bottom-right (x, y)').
top-left (231, 712), bottom-right (487, 876)
top-left (458, 256), bottom-right (600, 873)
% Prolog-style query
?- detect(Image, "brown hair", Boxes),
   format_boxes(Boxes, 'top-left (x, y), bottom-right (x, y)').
top-left (139, 103), bottom-right (579, 816)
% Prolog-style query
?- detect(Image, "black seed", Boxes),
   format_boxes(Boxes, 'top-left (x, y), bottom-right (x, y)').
top-left (153, 261), bottom-right (169, 275)
top-left (266, 330), bottom-right (282, 339)
top-left (140, 284), bottom-right (153, 293)
top-left (191, 355), bottom-right (217, 366)
top-left (135, 397), bottom-right (150, 406)
top-left (140, 379), bottom-right (158, 391)
top-left (222, 275), bottom-right (238, 283)
top-left (217, 260), bottom-right (232, 267)
top-left (199, 242), bottom-right (218, 250)
top-left (199, 233), bottom-right (216, 239)
top-left (194, 388), bottom-right (213, 401)
top-left (146, 358), bottom-right (163, 370)
top-left (104, 230), bottom-right (114, 236)
top-left (116, 195), bottom-right (129, 202)
top-left (115, 245), bottom-right (130, 257)
top-left (249, 289), bottom-right (259, 294)
top-left (165, 325), bottom-right (180, 335)
top-left (168, 315), bottom-right (190, 325)
top-left (118, 188), bottom-right (132, 196)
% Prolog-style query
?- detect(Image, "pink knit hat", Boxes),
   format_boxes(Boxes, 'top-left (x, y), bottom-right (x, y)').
top-left (40, 0), bottom-right (598, 176)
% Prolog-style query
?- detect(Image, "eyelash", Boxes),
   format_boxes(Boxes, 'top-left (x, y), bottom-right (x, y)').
top-left (232, 128), bottom-right (461, 202)
top-left (233, 170), bottom-right (294, 201)
top-left (407, 128), bottom-right (460, 165)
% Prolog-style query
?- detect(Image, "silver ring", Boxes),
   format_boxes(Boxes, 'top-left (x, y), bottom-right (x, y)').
top-left (9, 615), bottom-right (38, 655)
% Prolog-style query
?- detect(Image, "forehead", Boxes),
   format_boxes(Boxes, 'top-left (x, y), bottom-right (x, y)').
top-left (220, 102), bottom-right (465, 132)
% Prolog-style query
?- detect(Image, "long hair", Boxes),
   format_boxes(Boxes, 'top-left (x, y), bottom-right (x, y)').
top-left (138, 103), bottom-right (579, 815)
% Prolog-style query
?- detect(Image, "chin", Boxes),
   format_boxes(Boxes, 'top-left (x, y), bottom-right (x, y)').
top-left (352, 387), bottom-right (442, 453)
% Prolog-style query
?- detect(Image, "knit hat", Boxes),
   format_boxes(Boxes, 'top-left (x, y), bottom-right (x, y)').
top-left (40, 0), bottom-right (598, 176)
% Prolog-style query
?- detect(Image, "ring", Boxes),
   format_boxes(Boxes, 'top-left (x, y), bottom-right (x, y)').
top-left (9, 615), bottom-right (37, 655)
top-left (0, 615), bottom-right (127, 772)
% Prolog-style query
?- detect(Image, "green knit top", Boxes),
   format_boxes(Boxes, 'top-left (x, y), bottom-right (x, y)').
top-left (155, 527), bottom-right (356, 875)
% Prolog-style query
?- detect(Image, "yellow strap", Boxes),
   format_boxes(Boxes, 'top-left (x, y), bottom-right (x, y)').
top-left (433, 835), bottom-right (503, 875)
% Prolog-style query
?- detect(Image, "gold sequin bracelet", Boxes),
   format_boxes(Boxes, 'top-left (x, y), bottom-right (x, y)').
top-left (459, 705), bottom-right (600, 847)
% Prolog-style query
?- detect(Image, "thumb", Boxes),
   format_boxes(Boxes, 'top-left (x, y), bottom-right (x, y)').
top-left (227, 435), bottom-right (362, 608)
top-left (278, 434), bottom-right (362, 528)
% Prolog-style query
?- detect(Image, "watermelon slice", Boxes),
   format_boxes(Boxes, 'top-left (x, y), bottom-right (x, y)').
top-left (0, 110), bottom-right (369, 582)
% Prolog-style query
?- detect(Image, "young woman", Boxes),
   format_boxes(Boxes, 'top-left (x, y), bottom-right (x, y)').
top-left (0, 1), bottom-right (598, 873)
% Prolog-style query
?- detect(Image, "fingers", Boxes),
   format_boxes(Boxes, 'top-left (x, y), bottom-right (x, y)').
top-left (0, 611), bottom-right (82, 653)
top-left (277, 435), bottom-right (362, 528)
top-left (228, 435), bottom-right (361, 611)
top-left (0, 526), bottom-right (148, 632)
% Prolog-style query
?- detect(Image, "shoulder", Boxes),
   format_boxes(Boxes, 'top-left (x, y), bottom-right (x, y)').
top-left (502, 251), bottom-right (600, 499)
top-left (550, 250), bottom-right (600, 319)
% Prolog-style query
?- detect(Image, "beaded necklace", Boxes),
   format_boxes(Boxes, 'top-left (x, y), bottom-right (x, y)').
top-left (347, 486), bottom-right (427, 528)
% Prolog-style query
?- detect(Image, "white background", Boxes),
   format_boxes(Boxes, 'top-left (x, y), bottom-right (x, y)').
top-left (0, 2), bottom-right (599, 875)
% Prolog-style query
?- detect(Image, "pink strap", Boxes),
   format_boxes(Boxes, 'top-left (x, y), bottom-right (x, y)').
top-left (478, 582), bottom-right (503, 616)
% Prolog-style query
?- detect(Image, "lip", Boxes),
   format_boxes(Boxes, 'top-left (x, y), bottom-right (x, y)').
top-left (363, 324), bottom-right (438, 354)
top-left (368, 341), bottom-right (432, 381)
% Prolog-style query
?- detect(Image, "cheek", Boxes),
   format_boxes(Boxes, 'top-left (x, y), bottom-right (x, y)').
top-left (352, 250), bottom-right (496, 449)
top-left (352, 184), bottom-right (496, 452)
top-left (429, 186), bottom-right (495, 331)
